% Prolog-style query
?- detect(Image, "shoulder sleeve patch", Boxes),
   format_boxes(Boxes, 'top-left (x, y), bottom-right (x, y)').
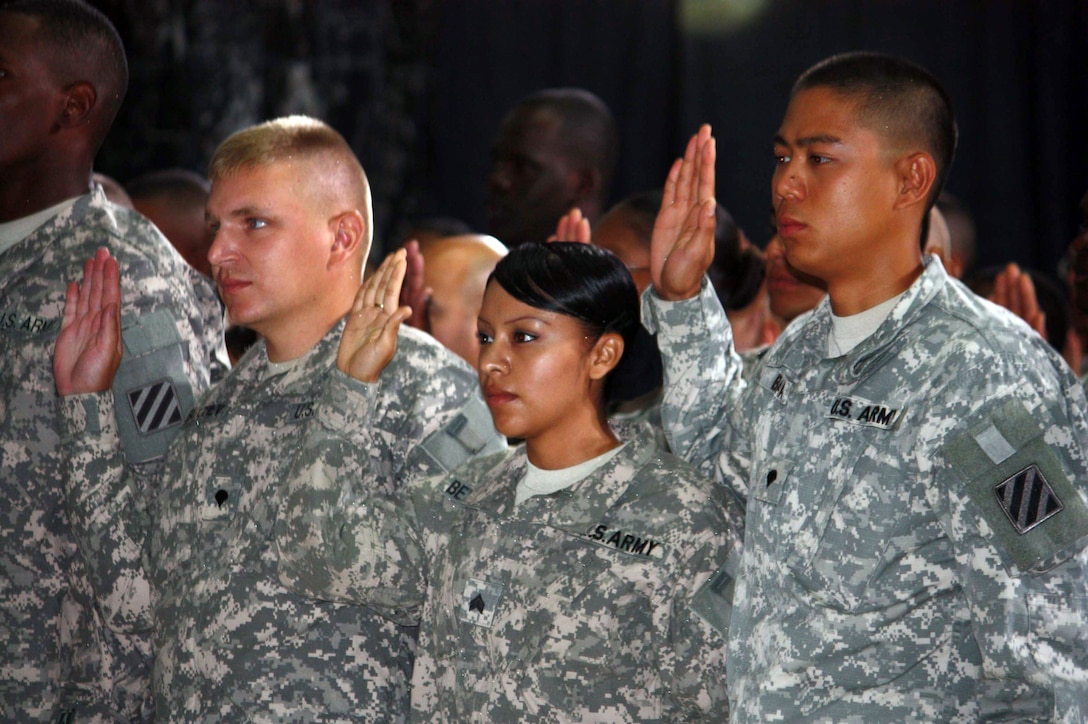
top-left (111, 310), bottom-right (195, 463)
top-left (942, 398), bottom-right (1088, 574)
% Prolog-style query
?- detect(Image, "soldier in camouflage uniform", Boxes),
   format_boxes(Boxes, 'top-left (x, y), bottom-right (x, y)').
top-left (0, 2), bottom-right (226, 720)
top-left (277, 242), bottom-right (743, 721)
top-left (55, 117), bottom-right (502, 720)
top-left (644, 56), bottom-right (1088, 720)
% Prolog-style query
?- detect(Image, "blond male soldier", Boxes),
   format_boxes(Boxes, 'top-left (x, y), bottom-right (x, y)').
top-left (646, 54), bottom-right (1088, 719)
top-left (0, 1), bottom-right (225, 720)
top-left (54, 116), bottom-right (501, 719)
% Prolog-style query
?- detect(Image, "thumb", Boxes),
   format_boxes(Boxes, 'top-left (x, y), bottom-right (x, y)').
top-left (384, 306), bottom-right (412, 340)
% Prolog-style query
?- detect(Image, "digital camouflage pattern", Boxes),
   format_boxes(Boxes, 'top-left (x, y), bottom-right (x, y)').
top-left (280, 429), bottom-right (744, 722)
top-left (0, 186), bottom-right (225, 722)
top-left (60, 323), bottom-right (491, 721)
top-left (645, 257), bottom-right (1088, 722)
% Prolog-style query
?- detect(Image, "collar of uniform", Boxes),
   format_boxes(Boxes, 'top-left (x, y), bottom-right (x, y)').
top-left (769, 256), bottom-right (948, 381)
top-left (836, 255), bottom-right (947, 381)
top-left (460, 446), bottom-right (526, 516)
top-left (462, 433), bottom-right (654, 536)
top-left (243, 317), bottom-right (343, 395)
top-left (0, 188), bottom-right (96, 288)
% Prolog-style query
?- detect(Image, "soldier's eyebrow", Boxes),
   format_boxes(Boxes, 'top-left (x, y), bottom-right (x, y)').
top-left (773, 133), bottom-right (843, 147)
top-left (226, 205), bottom-right (270, 218)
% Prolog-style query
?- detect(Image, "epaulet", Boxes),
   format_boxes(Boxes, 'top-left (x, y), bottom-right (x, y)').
top-left (419, 394), bottom-right (504, 473)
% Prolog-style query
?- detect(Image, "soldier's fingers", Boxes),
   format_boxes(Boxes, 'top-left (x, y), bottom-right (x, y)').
top-left (686, 125), bottom-right (713, 205)
top-left (76, 257), bottom-right (95, 318)
top-left (576, 217), bottom-right (591, 244)
top-left (555, 215), bottom-right (570, 242)
top-left (362, 251), bottom-right (398, 309)
top-left (674, 132), bottom-right (699, 207)
top-left (103, 256), bottom-right (121, 312)
top-left (88, 248), bottom-right (114, 317)
top-left (380, 254), bottom-right (407, 314)
top-left (1018, 272), bottom-right (1039, 317)
top-left (698, 134), bottom-right (716, 205)
top-left (110, 301), bottom-right (122, 356)
top-left (661, 158), bottom-right (683, 210)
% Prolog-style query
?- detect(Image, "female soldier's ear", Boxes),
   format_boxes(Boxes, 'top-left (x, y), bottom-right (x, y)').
top-left (588, 333), bottom-right (624, 380)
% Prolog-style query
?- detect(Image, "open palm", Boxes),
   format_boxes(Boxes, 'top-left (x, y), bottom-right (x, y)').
top-left (54, 247), bottom-right (123, 395)
top-left (650, 124), bottom-right (717, 301)
top-left (338, 249), bottom-right (412, 383)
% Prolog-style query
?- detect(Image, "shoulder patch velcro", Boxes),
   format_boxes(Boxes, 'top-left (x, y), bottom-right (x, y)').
top-left (112, 310), bottom-right (195, 463)
top-left (943, 398), bottom-right (1088, 574)
top-left (420, 395), bottom-right (504, 473)
top-left (689, 552), bottom-right (740, 640)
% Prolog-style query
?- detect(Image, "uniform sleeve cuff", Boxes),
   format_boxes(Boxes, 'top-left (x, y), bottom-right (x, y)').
top-left (641, 277), bottom-right (717, 336)
top-left (317, 368), bottom-right (379, 435)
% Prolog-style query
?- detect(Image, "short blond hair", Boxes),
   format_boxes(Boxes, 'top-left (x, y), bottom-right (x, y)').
top-left (209, 116), bottom-right (373, 244)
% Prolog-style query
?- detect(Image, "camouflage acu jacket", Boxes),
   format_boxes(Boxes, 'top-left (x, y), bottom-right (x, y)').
top-left (61, 323), bottom-right (489, 721)
top-left (279, 429), bottom-right (744, 722)
top-left (645, 257), bottom-right (1088, 722)
top-left (0, 186), bottom-right (224, 722)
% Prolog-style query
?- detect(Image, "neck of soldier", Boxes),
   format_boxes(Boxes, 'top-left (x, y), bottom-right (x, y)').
top-left (0, 159), bottom-right (93, 223)
top-left (524, 394), bottom-right (619, 471)
top-left (826, 227), bottom-right (926, 317)
top-left (262, 296), bottom-right (355, 364)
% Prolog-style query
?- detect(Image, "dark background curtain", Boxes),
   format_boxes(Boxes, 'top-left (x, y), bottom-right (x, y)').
top-left (93, 0), bottom-right (1088, 281)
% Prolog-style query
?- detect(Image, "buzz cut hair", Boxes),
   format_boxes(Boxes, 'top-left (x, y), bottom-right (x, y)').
top-left (793, 51), bottom-right (958, 206)
top-left (209, 115), bottom-right (373, 243)
top-left (2, 0), bottom-right (129, 149)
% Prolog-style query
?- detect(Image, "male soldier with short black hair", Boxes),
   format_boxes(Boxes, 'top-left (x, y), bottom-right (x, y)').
top-left (646, 53), bottom-right (1088, 719)
top-left (487, 88), bottom-right (618, 247)
top-left (0, 0), bottom-right (225, 719)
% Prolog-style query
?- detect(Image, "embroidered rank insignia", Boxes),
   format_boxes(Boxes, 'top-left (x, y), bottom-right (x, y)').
top-left (202, 476), bottom-right (239, 521)
top-left (459, 577), bottom-right (504, 629)
top-left (127, 379), bottom-right (183, 435)
top-left (994, 464), bottom-right (1063, 535)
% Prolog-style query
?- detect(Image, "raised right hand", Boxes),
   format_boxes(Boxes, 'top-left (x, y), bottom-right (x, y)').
top-left (54, 247), bottom-right (123, 396)
top-left (548, 207), bottom-right (592, 244)
top-left (338, 249), bottom-right (413, 384)
top-left (650, 124), bottom-right (717, 301)
top-left (989, 262), bottom-right (1047, 339)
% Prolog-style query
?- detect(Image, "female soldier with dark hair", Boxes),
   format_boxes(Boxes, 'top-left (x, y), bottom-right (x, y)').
top-left (277, 240), bottom-right (744, 721)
